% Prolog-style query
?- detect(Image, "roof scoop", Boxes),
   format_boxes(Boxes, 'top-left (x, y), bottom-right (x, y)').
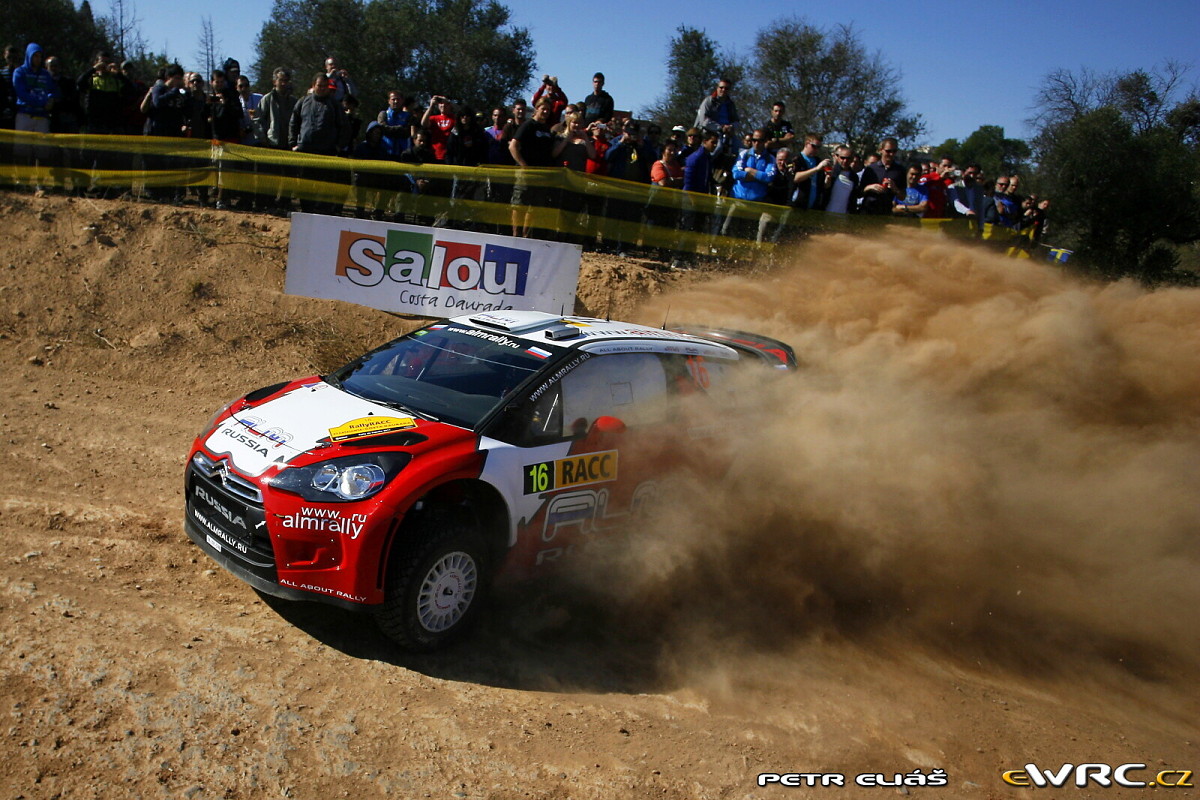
top-left (543, 323), bottom-right (582, 341)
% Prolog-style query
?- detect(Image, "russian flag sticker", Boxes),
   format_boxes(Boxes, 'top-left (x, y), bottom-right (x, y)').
top-left (526, 346), bottom-right (552, 359)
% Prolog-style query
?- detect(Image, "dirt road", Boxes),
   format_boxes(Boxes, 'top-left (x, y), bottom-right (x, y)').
top-left (2, 194), bottom-right (1196, 799)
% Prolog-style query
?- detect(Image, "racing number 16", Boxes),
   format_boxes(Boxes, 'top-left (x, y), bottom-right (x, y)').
top-left (526, 462), bottom-right (550, 494)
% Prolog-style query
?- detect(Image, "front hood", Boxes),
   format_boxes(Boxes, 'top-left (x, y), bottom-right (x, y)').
top-left (203, 381), bottom-right (423, 477)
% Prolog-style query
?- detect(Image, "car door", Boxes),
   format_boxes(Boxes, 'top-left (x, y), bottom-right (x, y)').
top-left (480, 349), bottom-right (677, 577)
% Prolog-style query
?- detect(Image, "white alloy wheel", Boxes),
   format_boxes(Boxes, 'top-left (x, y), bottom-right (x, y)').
top-left (416, 550), bottom-right (478, 633)
top-left (375, 513), bottom-right (490, 651)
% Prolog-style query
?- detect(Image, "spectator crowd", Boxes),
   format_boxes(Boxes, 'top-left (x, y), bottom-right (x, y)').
top-left (2, 43), bottom-right (1048, 252)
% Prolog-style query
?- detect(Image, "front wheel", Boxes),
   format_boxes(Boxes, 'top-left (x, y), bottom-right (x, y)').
top-left (374, 513), bottom-right (489, 651)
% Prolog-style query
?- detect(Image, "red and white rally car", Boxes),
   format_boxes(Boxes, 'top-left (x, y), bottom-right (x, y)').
top-left (185, 311), bottom-right (795, 649)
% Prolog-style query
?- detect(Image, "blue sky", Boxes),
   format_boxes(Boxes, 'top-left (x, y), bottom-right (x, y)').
top-left (128, 0), bottom-right (1199, 145)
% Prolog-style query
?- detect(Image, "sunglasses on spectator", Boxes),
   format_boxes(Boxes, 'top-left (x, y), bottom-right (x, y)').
top-left (883, 148), bottom-right (897, 154)
top-left (997, 182), bottom-right (1009, 187)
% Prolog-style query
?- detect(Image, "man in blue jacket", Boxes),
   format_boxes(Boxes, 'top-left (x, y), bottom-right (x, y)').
top-left (724, 129), bottom-right (776, 240)
top-left (683, 130), bottom-right (719, 194)
top-left (678, 130), bottom-right (721, 256)
top-left (13, 43), bottom-right (58, 134)
top-left (730, 129), bottom-right (775, 201)
top-left (12, 43), bottom-right (59, 191)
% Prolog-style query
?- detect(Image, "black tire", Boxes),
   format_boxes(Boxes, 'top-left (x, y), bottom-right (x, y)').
top-left (374, 510), bottom-right (490, 651)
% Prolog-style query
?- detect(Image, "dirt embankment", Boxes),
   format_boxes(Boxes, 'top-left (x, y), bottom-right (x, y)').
top-left (1, 193), bottom-right (1196, 799)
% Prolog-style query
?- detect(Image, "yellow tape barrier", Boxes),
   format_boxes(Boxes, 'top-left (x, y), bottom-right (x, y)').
top-left (1, 129), bottom-right (1036, 259)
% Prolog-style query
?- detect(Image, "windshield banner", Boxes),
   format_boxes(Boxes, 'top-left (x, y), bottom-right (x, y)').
top-left (285, 214), bottom-right (581, 316)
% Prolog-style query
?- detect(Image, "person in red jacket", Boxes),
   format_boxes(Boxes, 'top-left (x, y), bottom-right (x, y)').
top-left (420, 94), bottom-right (455, 162)
top-left (531, 75), bottom-right (567, 125)
top-left (585, 123), bottom-right (609, 175)
top-left (919, 157), bottom-right (956, 218)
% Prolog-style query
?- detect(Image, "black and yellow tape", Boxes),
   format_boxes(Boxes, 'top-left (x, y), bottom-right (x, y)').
top-left (1, 130), bottom-right (1034, 259)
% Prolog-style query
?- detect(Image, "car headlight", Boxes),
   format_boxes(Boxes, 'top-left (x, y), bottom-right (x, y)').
top-left (267, 453), bottom-right (411, 502)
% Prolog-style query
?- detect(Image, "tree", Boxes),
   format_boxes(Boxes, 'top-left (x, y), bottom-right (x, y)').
top-left (1031, 64), bottom-right (1200, 283)
top-left (253, 0), bottom-right (364, 90)
top-left (1033, 61), bottom-right (1191, 135)
top-left (643, 26), bottom-right (744, 129)
top-left (1035, 107), bottom-right (1199, 283)
top-left (956, 125), bottom-right (1030, 178)
top-left (253, 0), bottom-right (534, 110)
top-left (932, 138), bottom-right (960, 162)
top-left (101, 0), bottom-right (144, 61)
top-left (370, 0), bottom-right (533, 109)
top-left (740, 19), bottom-right (923, 155)
top-left (132, 50), bottom-right (174, 78)
top-left (1166, 94), bottom-right (1200, 146)
top-left (0, 0), bottom-right (113, 72)
top-left (96, 0), bottom-right (174, 78)
top-left (196, 15), bottom-right (220, 79)
top-left (1029, 66), bottom-right (1107, 131)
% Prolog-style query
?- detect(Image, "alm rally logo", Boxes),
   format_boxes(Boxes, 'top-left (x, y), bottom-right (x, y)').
top-left (337, 229), bottom-right (531, 297)
top-left (279, 507), bottom-right (368, 540)
top-left (327, 416), bottom-right (417, 442)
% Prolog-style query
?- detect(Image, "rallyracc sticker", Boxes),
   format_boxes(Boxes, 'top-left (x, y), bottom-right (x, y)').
top-left (328, 416), bottom-right (417, 442)
top-left (523, 450), bottom-right (618, 494)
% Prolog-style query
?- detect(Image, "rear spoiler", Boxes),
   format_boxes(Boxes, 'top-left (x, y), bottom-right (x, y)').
top-left (667, 325), bottom-right (798, 371)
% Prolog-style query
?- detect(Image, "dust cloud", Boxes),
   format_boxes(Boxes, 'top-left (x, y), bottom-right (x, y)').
top-left (580, 230), bottom-right (1200, 676)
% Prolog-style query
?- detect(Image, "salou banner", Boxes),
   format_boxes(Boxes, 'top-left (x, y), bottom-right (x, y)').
top-left (285, 214), bottom-right (581, 316)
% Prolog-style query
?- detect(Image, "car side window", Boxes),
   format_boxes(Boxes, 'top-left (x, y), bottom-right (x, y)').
top-left (661, 353), bottom-right (744, 411)
top-left (492, 352), bottom-right (670, 446)
top-left (560, 353), bottom-right (670, 436)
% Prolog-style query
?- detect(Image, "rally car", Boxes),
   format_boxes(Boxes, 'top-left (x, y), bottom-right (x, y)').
top-left (185, 311), bottom-right (795, 650)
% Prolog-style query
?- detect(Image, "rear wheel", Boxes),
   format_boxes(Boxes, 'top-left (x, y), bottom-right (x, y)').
top-left (374, 511), bottom-right (489, 651)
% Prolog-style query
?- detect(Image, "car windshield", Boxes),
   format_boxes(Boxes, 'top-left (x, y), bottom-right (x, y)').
top-left (326, 324), bottom-right (555, 429)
